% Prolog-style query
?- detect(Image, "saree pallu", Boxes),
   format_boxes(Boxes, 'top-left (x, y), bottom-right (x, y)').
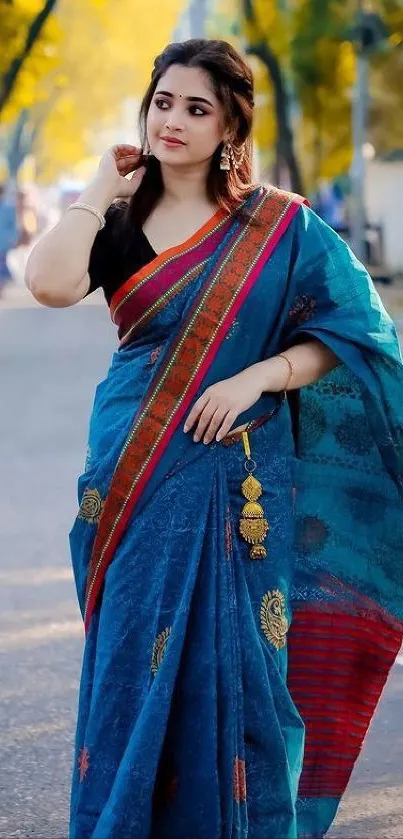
top-left (69, 186), bottom-right (403, 839)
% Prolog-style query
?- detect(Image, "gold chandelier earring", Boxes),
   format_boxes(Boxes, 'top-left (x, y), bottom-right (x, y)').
top-left (220, 141), bottom-right (231, 171)
top-left (220, 141), bottom-right (244, 172)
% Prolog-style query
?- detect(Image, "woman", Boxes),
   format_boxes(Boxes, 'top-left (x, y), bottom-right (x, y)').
top-left (26, 38), bottom-right (403, 839)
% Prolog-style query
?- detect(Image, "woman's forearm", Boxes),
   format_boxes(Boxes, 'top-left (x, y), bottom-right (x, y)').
top-left (25, 176), bottom-right (116, 307)
top-left (252, 340), bottom-right (340, 393)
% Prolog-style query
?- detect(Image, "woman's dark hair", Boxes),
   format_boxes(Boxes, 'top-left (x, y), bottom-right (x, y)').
top-left (117, 38), bottom-right (256, 236)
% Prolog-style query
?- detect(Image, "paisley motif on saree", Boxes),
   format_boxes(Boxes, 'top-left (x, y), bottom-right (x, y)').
top-left (84, 186), bottom-right (307, 631)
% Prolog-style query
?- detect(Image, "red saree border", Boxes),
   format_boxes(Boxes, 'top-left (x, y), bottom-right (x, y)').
top-left (84, 187), bottom-right (307, 631)
top-left (288, 601), bottom-right (403, 798)
top-left (110, 207), bottom-right (229, 323)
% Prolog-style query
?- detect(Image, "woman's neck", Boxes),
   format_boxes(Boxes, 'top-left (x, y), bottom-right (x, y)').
top-left (160, 162), bottom-right (212, 209)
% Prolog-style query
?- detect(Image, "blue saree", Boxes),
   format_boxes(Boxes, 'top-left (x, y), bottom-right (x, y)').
top-left (69, 186), bottom-right (403, 839)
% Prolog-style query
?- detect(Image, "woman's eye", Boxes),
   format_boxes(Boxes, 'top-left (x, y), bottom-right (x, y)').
top-left (154, 99), bottom-right (206, 116)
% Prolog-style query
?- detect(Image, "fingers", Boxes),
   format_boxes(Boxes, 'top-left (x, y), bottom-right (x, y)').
top-left (183, 394), bottom-right (210, 434)
top-left (216, 411), bottom-right (237, 442)
top-left (203, 408), bottom-right (231, 444)
top-left (193, 406), bottom-right (226, 443)
top-left (114, 145), bottom-right (143, 170)
top-left (184, 390), bottom-right (238, 445)
top-left (118, 161), bottom-right (143, 177)
top-left (114, 144), bottom-right (142, 154)
top-left (129, 166), bottom-right (146, 181)
top-left (123, 166), bottom-right (146, 197)
top-left (116, 156), bottom-right (143, 174)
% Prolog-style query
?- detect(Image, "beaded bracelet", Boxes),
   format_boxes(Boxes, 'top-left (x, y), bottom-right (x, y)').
top-left (67, 202), bottom-right (106, 229)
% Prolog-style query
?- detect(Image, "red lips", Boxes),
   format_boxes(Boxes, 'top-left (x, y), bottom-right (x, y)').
top-left (160, 136), bottom-right (185, 145)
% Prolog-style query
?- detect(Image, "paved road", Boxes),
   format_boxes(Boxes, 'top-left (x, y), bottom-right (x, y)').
top-left (0, 289), bottom-right (402, 838)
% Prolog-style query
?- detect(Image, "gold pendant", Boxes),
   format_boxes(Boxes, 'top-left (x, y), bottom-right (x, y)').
top-left (239, 431), bottom-right (269, 560)
top-left (241, 474), bottom-right (263, 502)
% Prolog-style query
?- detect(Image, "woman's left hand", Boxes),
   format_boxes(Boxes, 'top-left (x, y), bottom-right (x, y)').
top-left (183, 366), bottom-right (265, 444)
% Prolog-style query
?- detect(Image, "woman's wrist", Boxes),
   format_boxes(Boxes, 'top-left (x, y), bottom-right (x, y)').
top-left (251, 356), bottom-right (293, 394)
top-left (77, 176), bottom-right (118, 215)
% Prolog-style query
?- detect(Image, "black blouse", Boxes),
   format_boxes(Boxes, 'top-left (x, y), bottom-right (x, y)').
top-left (86, 203), bottom-right (157, 305)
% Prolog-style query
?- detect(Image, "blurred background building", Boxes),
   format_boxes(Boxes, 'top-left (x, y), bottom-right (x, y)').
top-left (1, 0), bottom-right (403, 292)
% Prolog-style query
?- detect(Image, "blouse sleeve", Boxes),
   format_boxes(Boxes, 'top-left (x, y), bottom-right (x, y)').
top-left (86, 204), bottom-right (121, 295)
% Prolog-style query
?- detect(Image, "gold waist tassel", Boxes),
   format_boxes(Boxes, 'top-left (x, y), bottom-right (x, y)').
top-left (239, 431), bottom-right (269, 560)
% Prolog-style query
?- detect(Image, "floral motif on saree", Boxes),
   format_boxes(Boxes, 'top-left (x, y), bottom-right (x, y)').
top-left (77, 746), bottom-right (90, 783)
top-left (225, 507), bottom-right (233, 561)
top-left (233, 757), bottom-right (247, 804)
top-left (260, 589), bottom-right (289, 650)
top-left (78, 488), bottom-right (104, 525)
top-left (151, 627), bottom-right (172, 676)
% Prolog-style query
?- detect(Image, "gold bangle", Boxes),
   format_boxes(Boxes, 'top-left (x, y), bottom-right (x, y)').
top-left (67, 202), bottom-right (106, 229)
top-left (277, 353), bottom-right (294, 391)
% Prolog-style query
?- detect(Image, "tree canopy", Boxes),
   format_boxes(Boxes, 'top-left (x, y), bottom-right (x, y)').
top-left (0, 0), bottom-right (185, 183)
top-left (216, 0), bottom-right (403, 190)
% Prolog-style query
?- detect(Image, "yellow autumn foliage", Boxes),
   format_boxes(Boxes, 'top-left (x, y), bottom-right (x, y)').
top-left (1, 0), bottom-right (185, 183)
top-left (213, 0), bottom-right (403, 187)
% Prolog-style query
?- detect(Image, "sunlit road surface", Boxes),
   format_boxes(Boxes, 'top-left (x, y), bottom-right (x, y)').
top-left (0, 286), bottom-right (402, 838)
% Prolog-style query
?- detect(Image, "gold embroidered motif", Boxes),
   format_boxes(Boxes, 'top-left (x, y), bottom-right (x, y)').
top-left (260, 590), bottom-right (289, 650)
top-left (151, 627), bottom-right (172, 675)
top-left (225, 510), bottom-right (233, 560)
top-left (78, 488), bottom-right (104, 525)
top-left (78, 746), bottom-right (90, 782)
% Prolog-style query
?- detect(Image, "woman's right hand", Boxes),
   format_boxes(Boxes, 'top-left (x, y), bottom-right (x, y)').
top-left (97, 144), bottom-right (147, 200)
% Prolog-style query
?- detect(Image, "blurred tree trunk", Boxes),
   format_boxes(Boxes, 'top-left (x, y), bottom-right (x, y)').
top-left (6, 103), bottom-right (51, 179)
top-left (0, 0), bottom-right (58, 118)
top-left (246, 41), bottom-right (303, 193)
top-left (242, 0), bottom-right (304, 194)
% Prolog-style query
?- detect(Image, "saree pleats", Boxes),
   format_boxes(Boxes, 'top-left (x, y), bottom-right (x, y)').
top-left (69, 188), bottom-right (403, 838)
top-left (70, 412), bottom-right (304, 839)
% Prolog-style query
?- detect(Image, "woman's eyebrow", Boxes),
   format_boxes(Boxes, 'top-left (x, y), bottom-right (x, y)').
top-left (155, 90), bottom-right (214, 107)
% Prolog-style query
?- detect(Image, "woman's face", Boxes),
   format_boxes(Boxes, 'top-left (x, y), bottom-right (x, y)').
top-left (146, 64), bottom-right (228, 168)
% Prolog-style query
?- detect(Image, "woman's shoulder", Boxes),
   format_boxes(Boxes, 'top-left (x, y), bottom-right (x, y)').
top-left (257, 182), bottom-right (309, 208)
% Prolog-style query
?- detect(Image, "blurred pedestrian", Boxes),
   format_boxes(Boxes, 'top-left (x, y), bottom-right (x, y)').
top-left (312, 178), bottom-right (345, 230)
top-left (26, 38), bottom-right (403, 839)
top-left (15, 188), bottom-right (38, 247)
top-left (0, 183), bottom-right (18, 296)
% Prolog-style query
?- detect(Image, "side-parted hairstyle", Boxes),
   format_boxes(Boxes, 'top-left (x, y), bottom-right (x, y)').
top-left (119, 38), bottom-right (256, 233)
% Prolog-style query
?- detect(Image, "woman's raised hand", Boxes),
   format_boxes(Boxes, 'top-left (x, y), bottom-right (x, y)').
top-left (97, 144), bottom-right (147, 199)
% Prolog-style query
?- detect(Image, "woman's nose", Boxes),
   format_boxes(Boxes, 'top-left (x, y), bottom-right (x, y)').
top-left (165, 110), bottom-right (185, 132)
